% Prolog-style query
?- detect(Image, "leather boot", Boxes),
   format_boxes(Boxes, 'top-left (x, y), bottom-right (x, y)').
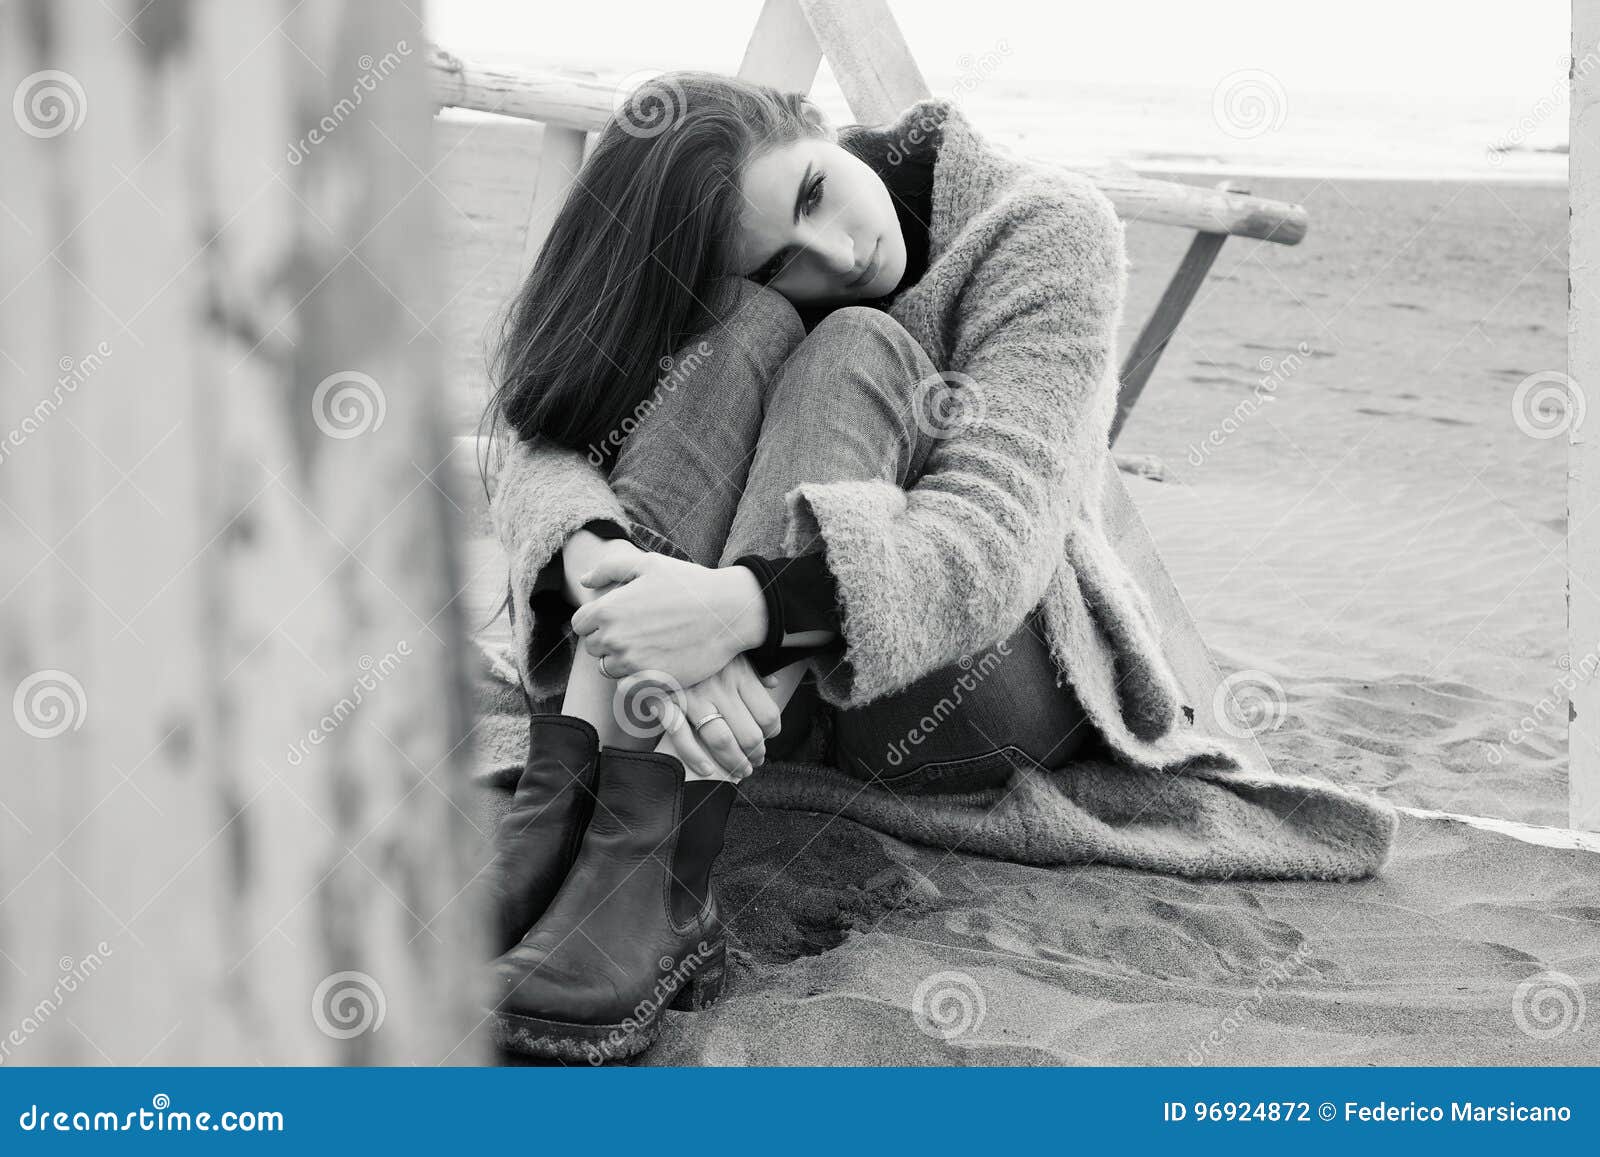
top-left (487, 747), bottom-right (737, 1063)
top-left (482, 714), bottom-right (601, 958)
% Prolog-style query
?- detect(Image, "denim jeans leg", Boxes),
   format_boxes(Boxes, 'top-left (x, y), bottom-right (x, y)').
top-left (717, 306), bottom-right (939, 566)
top-left (714, 306), bottom-right (1097, 790)
top-left (607, 277), bottom-right (806, 567)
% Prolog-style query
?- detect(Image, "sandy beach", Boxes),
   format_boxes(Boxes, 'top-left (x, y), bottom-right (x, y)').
top-left (438, 117), bottom-right (1597, 1065)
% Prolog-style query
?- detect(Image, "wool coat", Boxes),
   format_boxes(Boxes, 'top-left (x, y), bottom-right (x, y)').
top-left (488, 96), bottom-right (1398, 880)
top-left (494, 96), bottom-right (1234, 770)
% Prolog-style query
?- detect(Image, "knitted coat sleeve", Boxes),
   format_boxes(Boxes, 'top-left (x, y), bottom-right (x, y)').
top-left (489, 434), bottom-right (626, 701)
top-left (785, 175), bottom-right (1128, 706)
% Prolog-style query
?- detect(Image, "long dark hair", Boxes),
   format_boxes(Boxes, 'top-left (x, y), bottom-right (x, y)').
top-left (481, 71), bottom-right (826, 473)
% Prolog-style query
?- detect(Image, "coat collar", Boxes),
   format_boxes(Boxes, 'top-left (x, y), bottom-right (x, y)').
top-left (838, 97), bottom-right (1022, 263)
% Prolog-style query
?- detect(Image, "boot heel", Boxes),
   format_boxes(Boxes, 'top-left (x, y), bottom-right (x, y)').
top-left (669, 942), bottom-right (727, 1012)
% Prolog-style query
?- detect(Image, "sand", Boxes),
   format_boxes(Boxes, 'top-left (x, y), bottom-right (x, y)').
top-left (436, 118), bottom-right (1598, 1065)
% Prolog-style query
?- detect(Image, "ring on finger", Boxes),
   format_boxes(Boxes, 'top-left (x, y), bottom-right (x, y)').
top-left (598, 653), bottom-right (616, 680)
top-left (691, 709), bottom-right (725, 731)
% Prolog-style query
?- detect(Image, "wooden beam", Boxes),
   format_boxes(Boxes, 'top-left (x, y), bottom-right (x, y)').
top-left (1572, 0), bottom-right (1599, 833)
top-left (1092, 172), bottom-right (1304, 244)
top-left (0, 0), bottom-right (482, 1063)
top-left (427, 49), bottom-right (1307, 244)
top-left (429, 44), bottom-right (616, 130)
top-left (1111, 231), bottom-right (1229, 444)
top-left (795, 0), bottom-right (930, 124)
top-left (1112, 246), bottom-right (1227, 443)
top-left (523, 125), bottom-right (587, 273)
top-left (738, 0), bottom-right (823, 92)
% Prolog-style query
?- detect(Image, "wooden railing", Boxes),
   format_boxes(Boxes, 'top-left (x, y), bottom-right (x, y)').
top-left (426, 46), bottom-right (1308, 246)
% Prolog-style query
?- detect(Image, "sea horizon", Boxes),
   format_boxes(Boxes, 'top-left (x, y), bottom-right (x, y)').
top-left (432, 48), bottom-right (1573, 187)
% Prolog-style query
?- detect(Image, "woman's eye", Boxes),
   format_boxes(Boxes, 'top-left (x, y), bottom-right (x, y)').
top-left (803, 174), bottom-right (826, 215)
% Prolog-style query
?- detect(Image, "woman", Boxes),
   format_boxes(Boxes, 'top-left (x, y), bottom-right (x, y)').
top-left (480, 71), bottom-right (1174, 1062)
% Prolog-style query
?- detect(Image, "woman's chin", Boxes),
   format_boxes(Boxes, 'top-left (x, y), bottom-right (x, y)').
top-left (853, 260), bottom-right (906, 302)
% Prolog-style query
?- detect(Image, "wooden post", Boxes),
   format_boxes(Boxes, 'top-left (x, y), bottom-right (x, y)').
top-left (1572, 1), bottom-right (1599, 832)
top-left (739, 0), bottom-right (823, 93)
top-left (0, 0), bottom-right (484, 1063)
top-left (523, 125), bottom-right (587, 272)
top-left (1111, 182), bottom-right (1247, 444)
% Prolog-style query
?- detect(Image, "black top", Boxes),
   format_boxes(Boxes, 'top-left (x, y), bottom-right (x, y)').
top-left (531, 125), bottom-right (940, 677)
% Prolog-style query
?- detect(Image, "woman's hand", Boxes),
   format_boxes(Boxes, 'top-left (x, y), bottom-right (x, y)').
top-left (640, 656), bottom-right (783, 781)
top-left (571, 552), bottom-right (768, 688)
top-left (560, 530), bottom-right (644, 606)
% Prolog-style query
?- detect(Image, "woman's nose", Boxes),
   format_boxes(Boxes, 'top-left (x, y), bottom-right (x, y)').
top-left (813, 232), bottom-right (856, 277)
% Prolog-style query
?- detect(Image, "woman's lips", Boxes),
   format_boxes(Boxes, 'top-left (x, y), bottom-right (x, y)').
top-left (846, 240), bottom-right (881, 289)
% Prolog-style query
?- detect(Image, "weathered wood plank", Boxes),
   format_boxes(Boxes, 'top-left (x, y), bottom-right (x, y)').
top-left (1111, 230), bottom-right (1230, 443)
top-left (1572, 1), bottom-right (1599, 833)
top-left (738, 0), bottom-right (824, 93)
top-left (523, 125), bottom-right (587, 273)
top-left (794, 0), bottom-right (927, 123)
top-left (0, 0), bottom-right (482, 1063)
top-left (429, 44), bottom-right (616, 130)
top-left (427, 51), bottom-right (1307, 244)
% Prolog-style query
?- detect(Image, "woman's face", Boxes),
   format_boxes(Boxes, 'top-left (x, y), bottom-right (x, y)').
top-left (734, 136), bottom-right (907, 307)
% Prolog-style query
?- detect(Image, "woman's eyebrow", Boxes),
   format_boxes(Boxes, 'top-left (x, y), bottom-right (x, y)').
top-left (792, 161), bottom-right (813, 224)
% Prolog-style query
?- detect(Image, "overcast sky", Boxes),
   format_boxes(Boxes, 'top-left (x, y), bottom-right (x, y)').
top-left (427, 0), bottom-right (1572, 105)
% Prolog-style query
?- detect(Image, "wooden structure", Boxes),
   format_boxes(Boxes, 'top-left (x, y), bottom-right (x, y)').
top-left (430, 0), bottom-right (1311, 772)
top-left (0, 1), bottom-right (484, 1061)
top-left (1572, 0), bottom-right (1598, 832)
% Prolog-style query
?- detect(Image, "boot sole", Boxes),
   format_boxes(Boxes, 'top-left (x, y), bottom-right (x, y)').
top-left (490, 943), bottom-right (726, 1064)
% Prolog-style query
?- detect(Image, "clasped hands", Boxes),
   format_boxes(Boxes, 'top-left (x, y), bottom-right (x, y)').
top-left (568, 536), bottom-right (777, 780)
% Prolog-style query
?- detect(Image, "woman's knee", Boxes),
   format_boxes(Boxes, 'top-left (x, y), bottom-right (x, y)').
top-left (807, 305), bottom-right (920, 357)
top-left (786, 307), bottom-right (933, 423)
top-left (703, 277), bottom-right (806, 368)
top-left (756, 306), bottom-right (939, 485)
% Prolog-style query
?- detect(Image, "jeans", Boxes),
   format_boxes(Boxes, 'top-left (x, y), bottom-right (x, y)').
top-left (608, 278), bottom-right (1096, 793)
